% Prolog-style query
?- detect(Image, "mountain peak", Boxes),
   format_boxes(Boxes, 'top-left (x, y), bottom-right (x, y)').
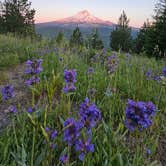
top-left (77, 10), bottom-right (91, 16)
top-left (56, 10), bottom-right (113, 26)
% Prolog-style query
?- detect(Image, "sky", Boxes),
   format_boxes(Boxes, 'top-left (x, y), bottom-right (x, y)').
top-left (30, 0), bottom-right (158, 27)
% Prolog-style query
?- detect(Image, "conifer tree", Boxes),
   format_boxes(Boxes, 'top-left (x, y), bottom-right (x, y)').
top-left (1, 0), bottom-right (35, 36)
top-left (110, 11), bottom-right (132, 52)
top-left (69, 27), bottom-right (83, 47)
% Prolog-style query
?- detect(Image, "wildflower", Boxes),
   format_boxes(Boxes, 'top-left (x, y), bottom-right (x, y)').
top-left (87, 67), bottom-right (94, 75)
top-left (124, 99), bottom-right (157, 131)
top-left (145, 69), bottom-right (153, 80)
top-left (50, 130), bottom-right (58, 141)
top-left (63, 118), bottom-right (82, 146)
top-left (79, 97), bottom-right (101, 129)
top-left (88, 88), bottom-right (96, 98)
top-left (162, 66), bottom-right (166, 77)
top-left (25, 59), bottom-right (42, 86)
top-left (8, 105), bottom-right (17, 113)
top-left (1, 85), bottom-right (14, 100)
top-left (63, 83), bottom-right (76, 93)
top-left (27, 105), bottom-right (37, 113)
top-left (106, 54), bottom-right (118, 74)
top-left (45, 127), bottom-right (50, 133)
top-left (59, 154), bottom-right (68, 165)
top-left (75, 137), bottom-right (94, 161)
top-left (25, 59), bottom-right (42, 75)
top-left (63, 69), bottom-right (77, 93)
top-left (25, 76), bottom-right (40, 86)
top-left (64, 69), bottom-right (77, 83)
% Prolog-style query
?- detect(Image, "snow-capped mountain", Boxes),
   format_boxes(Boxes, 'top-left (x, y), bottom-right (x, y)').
top-left (56, 10), bottom-right (113, 25)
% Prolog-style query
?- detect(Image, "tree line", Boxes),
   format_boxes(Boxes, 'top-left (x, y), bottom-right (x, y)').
top-left (0, 0), bottom-right (165, 58)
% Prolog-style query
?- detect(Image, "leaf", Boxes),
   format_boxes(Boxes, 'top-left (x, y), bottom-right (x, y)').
top-left (34, 149), bottom-right (46, 166)
top-left (40, 126), bottom-right (49, 142)
top-left (27, 113), bottom-right (36, 126)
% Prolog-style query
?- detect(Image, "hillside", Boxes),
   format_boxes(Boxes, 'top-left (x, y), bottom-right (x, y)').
top-left (35, 10), bottom-right (139, 47)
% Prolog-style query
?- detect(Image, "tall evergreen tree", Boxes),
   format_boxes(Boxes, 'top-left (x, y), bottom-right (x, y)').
top-left (56, 31), bottom-right (64, 45)
top-left (1, 0), bottom-right (35, 36)
top-left (89, 29), bottom-right (104, 50)
top-left (154, 0), bottom-right (166, 57)
top-left (69, 27), bottom-right (83, 47)
top-left (110, 11), bottom-right (132, 52)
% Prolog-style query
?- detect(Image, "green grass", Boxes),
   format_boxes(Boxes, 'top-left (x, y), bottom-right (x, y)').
top-left (0, 34), bottom-right (47, 70)
top-left (0, 39), bottom-right (165, 166)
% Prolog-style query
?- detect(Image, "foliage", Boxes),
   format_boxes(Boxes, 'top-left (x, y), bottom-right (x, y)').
top-left (0, 36), bottom-right (165, 165)
top-left (88, 29), bottom-right (104, 50)
top-left (69, 27), bottom-right (84, 48)
top-left (110, 11), bottom-right (132, 52)
top-left (0, 0), bottom-right (35, 36)
top-left (134, 0), bottom-right (166, 58)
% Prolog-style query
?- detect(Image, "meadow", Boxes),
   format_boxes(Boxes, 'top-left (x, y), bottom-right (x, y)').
top-left (0, 34), bottom-right (166, 166)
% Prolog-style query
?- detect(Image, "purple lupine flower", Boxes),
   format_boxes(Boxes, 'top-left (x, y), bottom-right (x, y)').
top-left (25, 59), bottom-right (42, 86)
top-left (59, 154), bottom-right (68, 165)
top-left (146, 69), bottom-right (153, 80)
top-left (146, 148), bottom-right (151, 155)
top-left (88, 88), bottom-right (96, 98)
top-left (124, 99), bottom-right (157, 131)
top-left (152, 75), bottom-right (161, 82)
top-left (63, 118), bottom-right (82, 146)
top-left (79, 97), bottom-right (101, 129)
top-left (8, 105), bottom-right (17, 113)
top-left (45, 127), bottom-right (50, 133)
top-left (64, 69), bottom-right (77, 83)
top-left (75, 137), bottom-right (94, 161)
top-left (50, 130), bottom-right (58, 141)
top-left (106, 54), bottom-right (118, 74)
top-left (25, 59), bottom-right (42, 75)
top-left (63, 69), bottom-right (77, 93)
top-left (27, 105), bottom-right (37, 113)
top-left (51, 143), bottom-right (56, 150)
top-left (162, 66), bottom-right (166, 77)
top-left (1, 85), bottom-right (14, 100)
top-left (63, 83), bottom-right (76, 93)
top-left (25, 76), bottom-right (40, 86)
top-left (87, 67), bottom-right (94, 75)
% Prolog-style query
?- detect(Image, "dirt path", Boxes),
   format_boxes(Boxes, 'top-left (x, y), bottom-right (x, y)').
top-left (0, 64), bottom-right (29, 131)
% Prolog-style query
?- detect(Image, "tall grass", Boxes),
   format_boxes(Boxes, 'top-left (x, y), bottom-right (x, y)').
top-left (0, 40), bottom-right (165, 166)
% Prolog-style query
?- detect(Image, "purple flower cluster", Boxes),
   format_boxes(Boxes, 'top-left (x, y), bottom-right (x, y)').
top-left (63, 69), bottom-right (77, 93)
top-left (63, 118), bottom-right (82, 146)
top-left (45, 127), bottom-right (58, 149)
top-left (79, 97), bottom-right (101, 130)
top-left (106, 54), bottom-right (118, 74)
top-left (1, 85), bottom-right (14, 100)
top-left (8, 105), bottom-right (17, 113)
top-left (25, 59), bottom-right (42, 86)
top-left (75, 137), bottom-right (94, 161)
top-left (87, 67), bottom-right (94, 75)
top-left (27, 105), bottom-right (37, 113)
top-left (124, 99), bottom-right (157, 131)
top-left (62, 97), bottom-right (101, 161)
top-left (59, 154), bottom-right (68, 165)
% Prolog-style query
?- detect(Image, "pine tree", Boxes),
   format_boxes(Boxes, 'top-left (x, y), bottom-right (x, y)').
top-left (89, 29), bottom-right (104, 50)
top-left (69, 27), bottom-right (83, 47)
top-left (110, 11), bottom-right (132, 52)
top-left (133, 20), bottom-right (151, 53)
top-left (56, 31), bottom-right (64, 45)
top-left (1, 0), bottom-right (35, 36)
top-left (154, 0), bottom-right (166, 57)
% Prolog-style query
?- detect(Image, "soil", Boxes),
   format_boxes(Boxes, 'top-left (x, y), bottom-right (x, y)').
top-left (0, 64), bottom-right (29, 131)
